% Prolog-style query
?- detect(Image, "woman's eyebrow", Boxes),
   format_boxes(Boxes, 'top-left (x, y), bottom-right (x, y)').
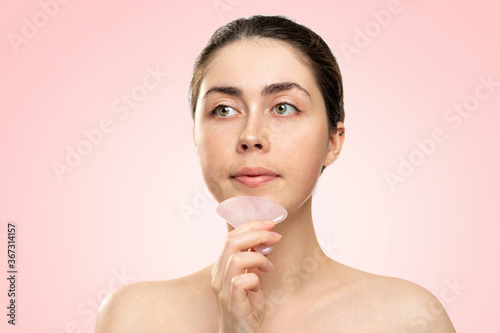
top-left (262, 82), bottom-right (311, 100)
top-left (202, 82), bottom-right (312, 101)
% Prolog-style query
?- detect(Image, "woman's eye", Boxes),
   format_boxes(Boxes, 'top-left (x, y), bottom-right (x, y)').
top-left (213, 105), bottom-right (237, 117)
top-left (273, 103), bottom-right (296, 115)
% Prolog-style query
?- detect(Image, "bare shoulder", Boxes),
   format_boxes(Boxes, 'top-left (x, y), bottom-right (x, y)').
top-left (341, 264), bottom-right (456, 332)
top-left (94, 265), bottom-right (216, 333)
top-left (376, 275), bottom-right (456, 332)
top-left (94, 279), bottom-right (182, 332)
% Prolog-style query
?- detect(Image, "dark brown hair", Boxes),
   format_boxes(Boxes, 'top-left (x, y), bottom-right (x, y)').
top-left (188, 15), bottom-right (345, 173)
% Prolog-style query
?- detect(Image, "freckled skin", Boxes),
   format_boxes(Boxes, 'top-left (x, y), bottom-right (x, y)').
top-left (193, 38), bottom-right (336, 211)
top-left (94, 39), bottom-right (456, 333)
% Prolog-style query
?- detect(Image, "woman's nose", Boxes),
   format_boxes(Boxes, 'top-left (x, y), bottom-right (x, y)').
top-left (237, 112), bottom-right (270, 153)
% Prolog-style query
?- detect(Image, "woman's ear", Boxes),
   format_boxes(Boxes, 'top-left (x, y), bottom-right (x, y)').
top-left (323, 122), bottom-right (345, 168)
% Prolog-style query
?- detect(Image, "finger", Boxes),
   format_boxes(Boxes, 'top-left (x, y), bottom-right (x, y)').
top-left (213, 220), bottom-right (274, 280)
top-left (222, 251), bottom-right (273, 295)
top-left (215, 227), bottom-right (279, 273)
top-left (227, 229), bottom-right (282, 253)
top-left (244, 269), bottom-right (267, 325)
top-left (211, 220), bottom-right (278, 292)
top-left (228, 272), bottom-right (261, 312)
top-left (212, 229), bottom-right (281, 291)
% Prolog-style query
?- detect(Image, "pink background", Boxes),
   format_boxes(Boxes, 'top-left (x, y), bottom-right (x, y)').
top-left (1, 0), bottom-right (498, 331)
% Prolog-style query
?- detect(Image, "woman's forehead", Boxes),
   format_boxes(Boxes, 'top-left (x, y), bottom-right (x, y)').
top-left (200, 38), bottom-right (319, 97)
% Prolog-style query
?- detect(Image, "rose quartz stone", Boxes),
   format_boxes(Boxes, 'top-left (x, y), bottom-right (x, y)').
top-left (216, 196), bottom-right (287, 255)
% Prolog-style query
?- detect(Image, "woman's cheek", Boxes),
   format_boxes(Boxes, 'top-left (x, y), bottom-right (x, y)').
top-left (202, 141), bottom-right (229, 173)
top-left (268, 115), bottom-right (302, 135)
top-left (293, 130), bottom-right (327, 176)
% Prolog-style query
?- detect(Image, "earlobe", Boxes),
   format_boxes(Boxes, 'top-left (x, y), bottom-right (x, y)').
top-left (323, 122), bottom-right (345, 167)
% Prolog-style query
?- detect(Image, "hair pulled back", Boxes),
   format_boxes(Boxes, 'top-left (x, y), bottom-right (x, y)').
top-left (189, 15), bottom-right (345, 173)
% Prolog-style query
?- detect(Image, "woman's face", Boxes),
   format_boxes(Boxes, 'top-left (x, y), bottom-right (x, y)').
top-left (193, 38), bottom-right (344, 212)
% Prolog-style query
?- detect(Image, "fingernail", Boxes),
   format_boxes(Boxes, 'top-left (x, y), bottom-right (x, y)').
top-left (263, 220), bottom-right (275, 226)
top-left (267, 259), bottom-right (273, 269)
top-left (270, 231), bottom-right (281, 239)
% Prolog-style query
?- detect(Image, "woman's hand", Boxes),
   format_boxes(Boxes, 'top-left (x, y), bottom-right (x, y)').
top-left (211, 220), bottom-right (282, 333)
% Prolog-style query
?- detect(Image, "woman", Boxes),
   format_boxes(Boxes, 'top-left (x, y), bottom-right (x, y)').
top-left (95, 15), bottom-right (456, 332)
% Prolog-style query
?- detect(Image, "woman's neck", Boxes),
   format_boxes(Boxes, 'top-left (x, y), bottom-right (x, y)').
top-left (247, 196), bottom-right (339, 301)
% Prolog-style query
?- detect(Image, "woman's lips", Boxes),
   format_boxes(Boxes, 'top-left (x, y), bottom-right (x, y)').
top-left (232, 175), bottom-right (279, 187)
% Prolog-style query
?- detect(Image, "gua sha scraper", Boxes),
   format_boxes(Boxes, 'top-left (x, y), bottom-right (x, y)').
top-left (216, 196), bottom-right (288, 255)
